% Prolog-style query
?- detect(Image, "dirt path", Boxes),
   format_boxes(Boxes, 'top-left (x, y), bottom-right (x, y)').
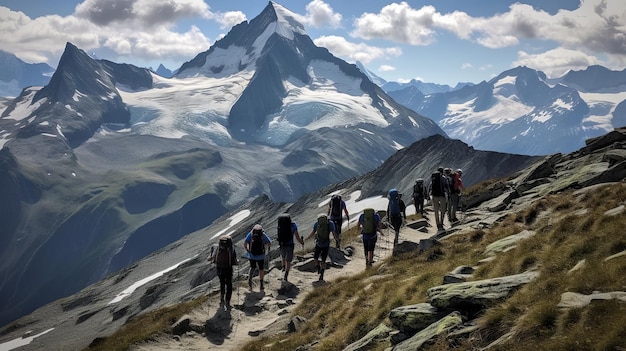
top-left (132, 210), bottom-right (442, 351)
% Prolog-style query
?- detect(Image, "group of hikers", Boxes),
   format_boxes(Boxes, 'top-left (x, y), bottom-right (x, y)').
top-left (207, 167), bottom-right (464, 309)
top-left (413, 167), bottom-right (465, 231)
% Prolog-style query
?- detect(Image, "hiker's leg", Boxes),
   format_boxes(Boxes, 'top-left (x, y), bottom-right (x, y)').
top-left (225, 273), bottom-right (233, 305)
top-left (219, 274), bottom-right (226, 302)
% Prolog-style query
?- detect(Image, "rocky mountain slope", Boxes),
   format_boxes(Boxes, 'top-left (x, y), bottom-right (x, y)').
top-left (0, 2), bottom-right (444, 327)
top-left (94, 127), bottom-right (623, 351)
top-left (0, 129), bottom-right (548, 350)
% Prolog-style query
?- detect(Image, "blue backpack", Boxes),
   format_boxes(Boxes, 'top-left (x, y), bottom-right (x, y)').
top-left (388, 189), bottom-right (401, 217)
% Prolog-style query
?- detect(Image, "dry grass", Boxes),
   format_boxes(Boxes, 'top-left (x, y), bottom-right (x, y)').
top-left (87, 183), bottom-right (626, 351)
top-left (86, 295), bottom-right (208, 351)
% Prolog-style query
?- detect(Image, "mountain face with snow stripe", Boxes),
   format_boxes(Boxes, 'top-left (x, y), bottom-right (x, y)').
top-left (0, 50), bottom-right (54, 98)
top-left (388, 65), bottom-right (626, 155)
top-left (0, 1), bottom-right (444, 327)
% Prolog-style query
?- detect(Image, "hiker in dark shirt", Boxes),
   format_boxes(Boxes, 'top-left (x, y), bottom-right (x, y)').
top-left (327, 194), bottom-right (350, 248)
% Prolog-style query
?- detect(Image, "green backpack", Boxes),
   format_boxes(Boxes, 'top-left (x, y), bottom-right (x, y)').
top-left (316, 214), bottom-right (330, 242)
top-left (363, 208), bottom-right (376, 234)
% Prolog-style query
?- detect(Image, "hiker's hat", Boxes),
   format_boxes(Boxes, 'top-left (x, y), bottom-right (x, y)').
top-left (253, 224), bottom-right (263, 231)
top-left (457, 169), bottom-right (463, 174)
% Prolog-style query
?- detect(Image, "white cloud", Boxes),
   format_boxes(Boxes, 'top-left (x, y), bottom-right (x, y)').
top-left (304, 0), bottom-right (342, 28)
top-left (351, 3), bottom-right (437, 46)
top-left (0, 0), bottom-right (215, 66)
top-left (379, 65), bottom-right (395, 72)
top-left (314, 35), bottom-right (402, 64)
top-left (74, 0), bottom-right (211, 27)
top-left (350, 0), bottom-right (626, 59)
top-left (213, 11), bottom-right (246, 30)
top-left (514, 48), bottom-right (601, 78)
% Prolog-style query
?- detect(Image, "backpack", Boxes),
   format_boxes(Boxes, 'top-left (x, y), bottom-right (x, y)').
top-left (362, 208), bottom-right (376, 234)
top-left (214, 235), bottom-right (236, 269)
top-left (316, 214), bottom-right (330, 242)
top-left (330, 195), bottom-right (342, 217)
top-left (413, 180), bottom-right (424, 197)
top-left (431, 172), bottom-right (445, 197)
top-left (388, 189), bottom-right (401, 217)
top-left (277, 213), bottom-right (293, 245)
top-left (452, 173), bottom-right (461, 193)
top-left (250, 227), bottom-right (265, 255)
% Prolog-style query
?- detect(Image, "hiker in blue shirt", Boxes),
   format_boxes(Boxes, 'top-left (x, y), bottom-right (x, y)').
top-left (243, 224), bottom-right (271, 290)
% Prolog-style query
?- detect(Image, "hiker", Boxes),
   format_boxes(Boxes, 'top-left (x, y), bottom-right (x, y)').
top-left (444, 168), bottom-right (455, 222)
top-left (413, 178), bottom-right (426, 216)
top-left (429, 167), bottom-right (449, 231)
top-left (387, 189), bottom-right (406, 245)
top-left (276, 213), bottom-right (304, 282)
top-left (243, 224), bottom-right (271, 290)
top-left (305, 214), bottom-right (338, 281)
top-left (449, 169), bottom-right (465, 223)
top-left (357, 208), bottom-right (383, 267)
top-left (327, 194), bottom-right (350, 248)
top-left (207, 235), bottom-right (238, 308)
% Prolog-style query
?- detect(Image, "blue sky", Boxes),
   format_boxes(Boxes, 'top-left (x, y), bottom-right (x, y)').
top-left (0, 0), bottom-right (624, 85)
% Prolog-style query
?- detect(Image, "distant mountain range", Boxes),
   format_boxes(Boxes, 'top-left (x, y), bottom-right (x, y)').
top-left (384, 65), bottom-right (626, 155)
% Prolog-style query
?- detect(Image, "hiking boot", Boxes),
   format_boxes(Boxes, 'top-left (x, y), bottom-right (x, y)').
top-left (319, 269), bottom-right (325, 281)
top-left (260, 281), bottom-right (265, 290)
top-left (248, 278), bottom-right (253, 289)
top-left (284, 271), bottom-right (289, 282)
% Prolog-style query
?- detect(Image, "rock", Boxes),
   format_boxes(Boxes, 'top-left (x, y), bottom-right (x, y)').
top-left (567, 259), bottom-right (586, 274)
top-left (604, 250), bottom-right (626, 262)
top-left (557, 291), bottom-right (626, 308)
top-left (483, 230), bottom-right (536, 256)
top-left (392, 312), bottom-right (464, 351)
top-left (604, 204), bottom-right (625, 216)
top-left (388, 303), bottom-right (441, 333)
top-left (443, 266), bottom-right (475, 284)
top-left (343, 322), bottom-right (394, 351)
top-left (427, 271), bottom-right (539, 311)
top-left (171, 315), bottom-right (191, 336)
top-left (288, 315), bottom-right (308, 333)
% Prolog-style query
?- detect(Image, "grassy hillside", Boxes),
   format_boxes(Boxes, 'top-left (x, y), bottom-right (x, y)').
top-left (86, 181), bottom-right (626, 351)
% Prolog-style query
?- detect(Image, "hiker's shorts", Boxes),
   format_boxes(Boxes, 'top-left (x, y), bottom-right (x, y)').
top-left (314, 245), bottom-right (330, 262)
top-left (363, 234), bottom-right (377, 251)
top-left (280, 245), bottom-right (295, 262)
top-left (249, 259), bottom-right (264, 270)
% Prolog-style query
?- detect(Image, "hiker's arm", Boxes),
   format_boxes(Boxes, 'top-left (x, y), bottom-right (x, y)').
top-left (305, 229), bottom-right (315, 240)
top-left (295, 229), bottom-right (304, 245)
top-left (343, 207), bottom-right (350, 220)
top-left (243, 240), bottom-right (249, 253)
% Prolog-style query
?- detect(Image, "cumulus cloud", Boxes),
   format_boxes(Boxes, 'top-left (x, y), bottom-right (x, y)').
top-left (379, 65), bottom-right (395, 72)
top-left (303, 0), bottom-right (342, 28)
top-left (0, 0), bottom-right (217, 67)
top-left (351, 3), bottom-right (437, 46)
top-left (351, 0), bottom-right (626, 60)
top-left (514, 48), bottom-right (601, 78)
top-left (74, 0), bottom-right (211, 27)
top-left (313, 35), bottom-right (401, 64)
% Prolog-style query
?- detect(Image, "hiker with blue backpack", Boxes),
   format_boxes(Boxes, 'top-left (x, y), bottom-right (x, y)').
top-left (276, 213), bottom-right (303, 282)
top-left (327, 194), bottom-right (350, 249)
top-left (357, 208), bottom-right (383, 267)
top-left (305, 214), bottom-right (338, 281)
top-left (387, 189), bottom-right (406, 245)
top-left (243, 224), bottom-right (271, 290)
